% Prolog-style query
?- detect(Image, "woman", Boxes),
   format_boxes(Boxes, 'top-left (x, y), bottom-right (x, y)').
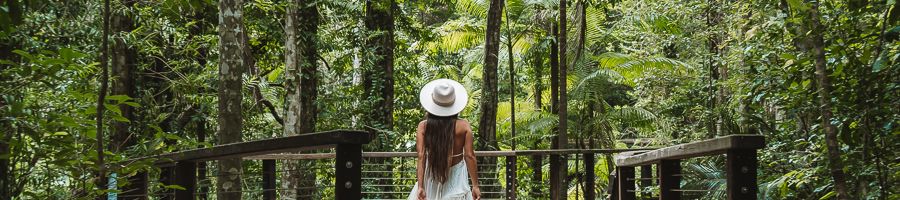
top-left (409, 79), bottom-right (481, 200)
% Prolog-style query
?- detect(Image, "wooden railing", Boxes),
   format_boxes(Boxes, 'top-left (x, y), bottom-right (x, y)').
top-left (610, 134), bottom-right (765, 200)
top-left (248, 149), bottom-right (652, 200)
top-left (116, 132), bottom-right (763, 200)
top-left (119, 130), bottom-right (373, 199)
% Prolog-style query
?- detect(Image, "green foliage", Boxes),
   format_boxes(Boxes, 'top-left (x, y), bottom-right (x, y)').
top-left (0, 0), bottom-right (897, 199)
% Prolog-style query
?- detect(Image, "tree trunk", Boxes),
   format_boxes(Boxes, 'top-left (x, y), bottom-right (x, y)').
top-left (110, 0), bottom-right (136, 153)
top-left (547, 19), bottom-right (561, 200)
top-left (479, 0), bottom-right (502, 152)
top-left (505, 2), bottom-right (516, 150)
top-left (808, 1), bottom-right (851, 199)
top-left (530, 49), bottom-right (543, 197)
top-left (477, 0), bottom-right (503, 198)
top-left (363, 1), bottom-right (395, 197)
top-left (189, 7), bottom-right (210, 199)
top-left (363, 0), bottom-right (395, 134)
top-left (283, 0), bottom-right (319, 199)
top-left (552, 0), bottom-right (569, 199)
top-left (95, 0), bottom-right (111, 197)
top-left (706, 0), bottom-right (724, 137)
top-left (109, 0), bottom-right (145, 197)
top-left (0, 73), bottom-right (10, 200)
top-left (217, 0), bottom-right (245, 199)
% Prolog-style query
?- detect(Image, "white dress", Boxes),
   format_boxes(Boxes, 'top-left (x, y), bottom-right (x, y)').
top-left (407, 153), bottom-right (473, 200)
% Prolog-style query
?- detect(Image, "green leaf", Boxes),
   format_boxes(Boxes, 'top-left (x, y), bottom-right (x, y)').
top-left (123, 102), bottom-right (141, 108)
top-left (106, 95), bottom-right (133, 102)
top-left (164, 184), bottom-right (186, 190)
top-left (819, 191), bottom-right (836, 200)
top-left (267, 67), bottom-right (282, 82)
top-left (112, 115), bottom-right (131, 123)
top-left (53, 131), bottom-right (69, 136)
top-left (86, 129), bottom-right (97, 139)
top-left (873, 58), bottom-right (885, 73)
top-left (12, 49), bottom-right (32, 60)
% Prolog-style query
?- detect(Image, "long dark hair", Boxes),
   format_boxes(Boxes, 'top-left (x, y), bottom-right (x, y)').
top-left (424, 113), bottom-right (457, 183)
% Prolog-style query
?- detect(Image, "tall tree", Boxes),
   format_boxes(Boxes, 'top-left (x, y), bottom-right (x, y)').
top-left (283, 0), bottom-right (319, 198)
top-left (480, 0), bottom-right (503, 152)
top-left (363, 0), bottom-right (395, 134)
top-left (547, 18), bottom-right (561, 200)
top-left (530, 47), bottom-right (544, 197)
top-left (706, 0), bottom-right (725, 136)
top-left (807, 1), bottom-right (850, 199)
top-left (216, 0), bottom-right (245, 199)
top-left (108, 0), bottom-right (144, 196)
top-left (363, 0), bottom-right (395, 197)
top-left (555, 0), bottom-right (569, 199)
top-left (95, 0), bottom-right (111, 197)
top-left (505, 0), bottom-right (516, 150)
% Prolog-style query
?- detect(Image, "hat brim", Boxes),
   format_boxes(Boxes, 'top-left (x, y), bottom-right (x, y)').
top-left (419, 79), bottom-right (468, 116)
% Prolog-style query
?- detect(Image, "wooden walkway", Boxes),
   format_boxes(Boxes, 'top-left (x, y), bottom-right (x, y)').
top-left (115, 130), bottom-right (764, 200)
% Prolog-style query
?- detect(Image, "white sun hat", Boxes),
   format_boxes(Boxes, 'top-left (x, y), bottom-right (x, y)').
top-left (419, 79), bottom-right (469, 116)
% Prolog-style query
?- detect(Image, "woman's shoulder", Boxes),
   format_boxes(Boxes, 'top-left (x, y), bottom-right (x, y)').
top-left (418, 120), bottom-right (427, 129)
top-left (455, 118), bottom-right (472, 130)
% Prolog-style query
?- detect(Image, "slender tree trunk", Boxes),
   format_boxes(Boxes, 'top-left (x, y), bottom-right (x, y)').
top-left (110, 0), bottom-right (136, 153)
top-left (363, 0), bottom-right (395, 134)
top-left (547, 19), bottom-right (561, 200)
top-left (217, 0), bottom-right (245, 199)
top-left (363, 1), bottom-right (395, 197)
top-left (108, 0), bottom-right (145, 197)
top-left (505, 2), bottom-right (516, 150)
top-left (283, 0), bottom-right (319, 199)
top-left (530, 50), bottom-right (543, 197)
top-left (807, 2), bottom-right (851, 199)
top-left (0, 65), bottom-right (10, 199)
top-left (95, 0), bottom-right (111, 198)
top-left (0, 12), bottom-right (19, 199)
top-left (189, 7), bottom-right (210, 199)
top-left (476, 0), bottom-right (504, 198)
top-left (706, 0), bottom-right (724, 137)
top-left (480, 0), bottom-right (502, 152)
top-left (552, 0), bottom-right (569, 199)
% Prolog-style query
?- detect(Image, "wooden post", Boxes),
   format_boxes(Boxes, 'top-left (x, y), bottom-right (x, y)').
top-left (262, 160), bottom-right (276, 200)
top-left (617, 166), bottom-right (635, 200)
top-left (506, 156), bottom-right (517, 200)
top-left (640, 165), bottom-right (652, 199)
top-left (530, 154), bottom-right (542, 197)
top-left (160, 166), bottom-right (175, 200)
top-left (549, 154), bottom-right (561, 200)
top-left (658, 160), bottom-right (680, 200)
top-left (608, 172), bottom-right (619, 200)
top-left (335, 144), bottom-right (362, 200)
top-left (583, 153), bottom-right (596, 200)
top-left (727, 149), bottom-right (758, 200)
top-left (174, 161), bottom-right (196, 200)
top-left (197, 161), bottom-right (208, 200)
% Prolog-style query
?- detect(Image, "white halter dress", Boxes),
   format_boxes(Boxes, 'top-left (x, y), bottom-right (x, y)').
top-left (407, 152), bottom-right (473, 200)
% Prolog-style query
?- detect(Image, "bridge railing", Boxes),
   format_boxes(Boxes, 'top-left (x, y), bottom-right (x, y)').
top-left (118, 132), bottom-right (767, 199)
top-left (119, 130), bottom-right (374, 199)
top-left (611, 134), bottom-right (765, 200)
top-left (245, 149), bottom-right (651, 200)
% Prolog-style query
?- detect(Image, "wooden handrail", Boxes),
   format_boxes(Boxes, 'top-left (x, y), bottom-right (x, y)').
top-left (611, 134), bottom-right (766, 200)
top-left (242, 148), bottom-right (655, 160)
top-left (614, 134), bottom-right (764, 167)
top-left (129, 130), bottom-right (372, 164)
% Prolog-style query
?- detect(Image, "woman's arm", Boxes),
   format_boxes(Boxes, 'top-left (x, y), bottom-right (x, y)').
top-left (463, 122), bottom-right (480, 193)
top-left (415, 121), bottom-right (427, 190)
